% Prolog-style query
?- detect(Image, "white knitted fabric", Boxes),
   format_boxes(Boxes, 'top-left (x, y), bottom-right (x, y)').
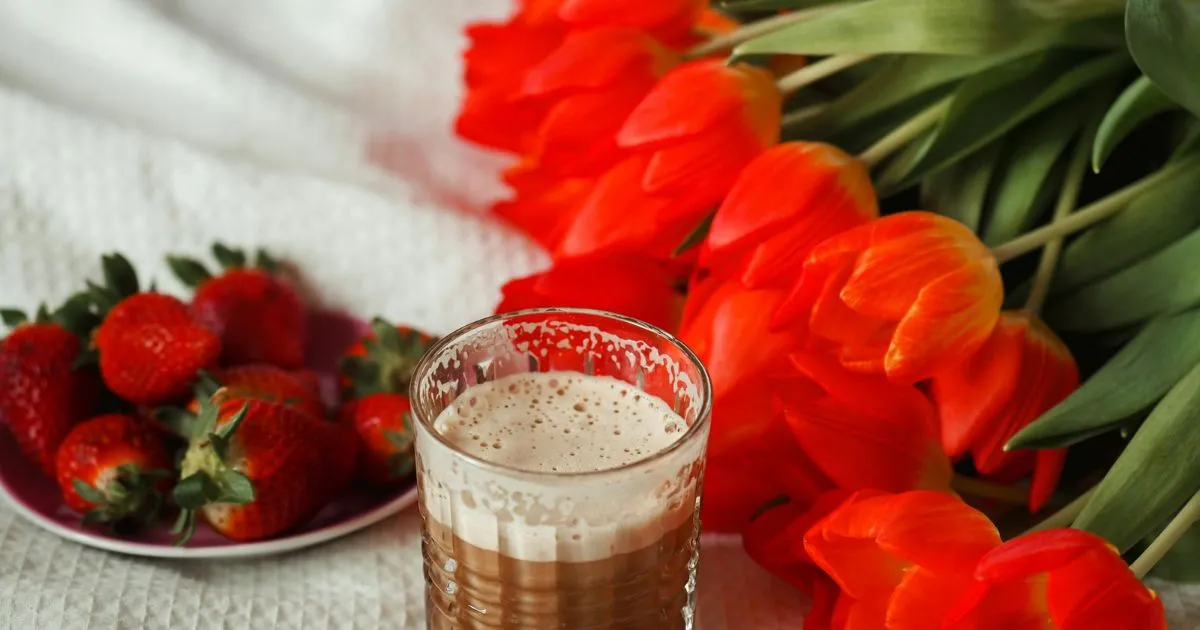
top-left (0, 1), bottom-right (1193, 628)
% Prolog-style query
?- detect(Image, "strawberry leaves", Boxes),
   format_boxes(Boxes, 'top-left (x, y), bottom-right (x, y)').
top-left (73, 464), bottom-right (172, 531)
top-left (341, 318), bottom-right (437, 399)
top-left (168, 243), bottom-right (283, 289)
top-left (171, 402), bottom-right (255, 546)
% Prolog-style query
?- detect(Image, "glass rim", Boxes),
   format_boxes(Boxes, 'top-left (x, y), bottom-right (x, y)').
top-left (409, 307), bottom-right (713, 480)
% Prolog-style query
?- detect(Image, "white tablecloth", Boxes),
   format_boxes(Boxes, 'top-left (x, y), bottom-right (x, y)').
top-left (0, 1), bottom-right (1193, 628)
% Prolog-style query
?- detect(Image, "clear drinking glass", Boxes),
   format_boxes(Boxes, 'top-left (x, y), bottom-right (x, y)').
top-left (410, 308), bottom-right (713, 630)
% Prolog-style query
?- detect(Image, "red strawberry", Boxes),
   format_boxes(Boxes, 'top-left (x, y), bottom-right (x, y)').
top-left (339, 317), bottom-right (436, 399)
top-left (168, 244), bottom-right (307, 369)
top-left (0, 304), bottom-right (102, 477)
top-left (184, 365), bottom-right (326, 420)
top-left (55, 414), bottom-right (173, 528)
top-left (172, 395), bottom-right (358, 544)
top-left (85, 253), bottom-right (220, 406)
top-left (338, 394), bottom-right (415, 485)
top-left (95, 293), bottom-right (220, 405)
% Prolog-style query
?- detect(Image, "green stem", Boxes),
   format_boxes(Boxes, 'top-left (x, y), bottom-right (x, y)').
top-left (1023, 487), bottom-right (1096, 534)
top-left (857, 96), bottom-right (953, 168)
top-left (684, 3), bottom-right (851, 59)
top-left (1023, 130), bottom-right (1092, 314)
top-left (992, 157), bottom-right (1200, 264)
top-left (953, 474), bottom-right (1030, 504)
top-left (775, 53), bottom-right (873, 96)
top-left (1132, 490), bottom-right (1200, 579)
top-left (782, 103), bottom-right (828, 128)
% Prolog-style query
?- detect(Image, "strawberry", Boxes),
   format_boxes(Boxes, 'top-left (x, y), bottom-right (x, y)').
top-left (338, 394), bottom-right (415, 485)
top-left (172, 395), bottom-right (358, 544)
top-left (185, 365), bottom-right (326, 421)
top-left (55, 414), bottom-right (173, 529)
top-left (88, 253), bottom-right (220, 406)
top-left (168, 244), bottom-right (307, 369)
top-left (339, 317), bottom-right (436, 399)
top-left (0, 301), bottom-right (103, 476)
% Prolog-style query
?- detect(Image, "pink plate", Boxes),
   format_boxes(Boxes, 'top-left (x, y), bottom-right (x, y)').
top-left (0, 310), bottom-right (419, 559)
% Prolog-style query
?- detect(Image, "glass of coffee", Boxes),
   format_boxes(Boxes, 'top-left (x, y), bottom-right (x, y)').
top-left (410, 308), bottom-right (712, 630)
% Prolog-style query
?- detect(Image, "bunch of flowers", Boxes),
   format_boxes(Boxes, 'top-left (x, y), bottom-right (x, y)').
top-left (454, 0), bottom-right (1200, 627)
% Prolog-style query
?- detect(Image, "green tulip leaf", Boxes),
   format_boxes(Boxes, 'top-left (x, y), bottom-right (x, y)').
top-left (1074, 361), bottom-right (1200, 552)
top-left (718, 0), bottom-right (836, 9)
top-left (922, 141), bottom-right (1003, 232)
top-left (734, 0), bottom-right (1058, 56)
top-left (1048, 219), bottom-right (1200, 332)
top-left (1010, 308), bottom-right (1200, 449)
top-left (982, 100), bottom-right (1084, 245)
top-left (878, 51), bottom-right (1130, 192)
top-left (1092, 75), bottom-right (1178, 172)
top-left (1053, 159), bottom-right (1200, 293)
top-left (794, 49), bottom-right (1039, 140)
top-left (1126, 0), bottom-right (1200, 118)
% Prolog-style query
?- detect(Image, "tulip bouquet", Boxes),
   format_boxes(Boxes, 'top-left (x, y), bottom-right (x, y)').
top-left (453, 0), bottom-right (1200, 627)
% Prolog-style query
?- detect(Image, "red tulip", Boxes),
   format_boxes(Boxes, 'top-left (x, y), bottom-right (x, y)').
top-left (946, 529), bottom-right (1166, 630)
top-left (558, 0), bottom-right (707, 46)
top-left (773, 211), bottom-right (1003, 383)
top-left (703, 142), bottom-right (879, 288)
top-left (556, 60), bottom-right (782, 259)
top-left (804, 491), bottom-right (1003, 630)
top-left (521, 27), bottom-right (681, 176)
top-left (492, 160), bottom-right (593, 251)
top-left (456, 16), bottom-right (565, 153)
top-left (743, 490), bottom-right (857, 629)
top-left (931, 311), bottom-right (1079, 512)
top-left (779, 352), bottom-right (953, 494)
top-left (494, 253), bottom-right (682, 332)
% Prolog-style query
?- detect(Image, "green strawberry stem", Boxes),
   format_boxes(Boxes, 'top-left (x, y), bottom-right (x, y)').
top-left (858, 96), bottom-right (953, 168)
top-left (1023, 120), bottom-right (1094, 314)
top-left (991, 155), bottom-right (1200, 264)
top-left (74, 464), bottom-right (172, 531)
top-left (1132, 490), bottom-right (1200, 578)
top-left (171, 401), bottom-right (256, 546)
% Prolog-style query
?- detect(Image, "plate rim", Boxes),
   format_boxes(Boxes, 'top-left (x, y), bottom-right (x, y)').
top-left (0, 469), bottom-right (419, 560)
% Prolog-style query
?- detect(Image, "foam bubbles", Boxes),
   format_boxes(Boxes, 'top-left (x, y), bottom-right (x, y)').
top-left (432, 372), bottom-right (685, 473)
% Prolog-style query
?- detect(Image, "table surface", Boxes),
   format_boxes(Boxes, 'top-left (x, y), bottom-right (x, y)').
top-left (0, 1), bottom-right (1195, 628)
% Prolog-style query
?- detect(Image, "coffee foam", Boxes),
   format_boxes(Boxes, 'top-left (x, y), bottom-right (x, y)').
top-left (417, 372), bottom-right (706, 563)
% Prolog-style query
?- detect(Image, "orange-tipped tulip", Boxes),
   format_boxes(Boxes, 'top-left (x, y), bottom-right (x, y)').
top-left (773, 211), bottom-right (1003, 383)
top-left (703, 142), bottom-right (879, 288)
top-left (946, 529), bottom-right (1166, 630)
top-left (494, 254), bottom-right (682, 332)
top-left (931, 311), bottom-right (1079, 512)
top-left (557, 60), bottom-right (782, 259)
top-left (804, 491), bottom-right (1003, 630)
top-left (779, 352), bottom-right (953, 494)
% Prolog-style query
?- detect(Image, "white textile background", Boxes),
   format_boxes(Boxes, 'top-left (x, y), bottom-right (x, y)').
top-left (0, 1), bottom-right (1193, 628)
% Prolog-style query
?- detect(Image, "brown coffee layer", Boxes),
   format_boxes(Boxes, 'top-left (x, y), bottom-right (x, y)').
top-left (422, 516), bottom-right (700, 629)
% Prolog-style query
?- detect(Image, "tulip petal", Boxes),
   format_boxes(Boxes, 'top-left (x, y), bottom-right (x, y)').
top-left (492, 175), bottom-right (590, 251)
top-left (931, 314), bottom-right (1026, 457)
top-left (873, 492), bottom-right (1001, 575)
top-left (558, 0), bottom-right (703, 42)
top-left (455, 85), bottom-right (549, 153)
top-left (886, 264), bottom-right (1003, 382)
top-left (1029, 447), bottom-right (1067, 513)
top-left (804, 493), bottom-right (909, 598)
top-left (709, 142), bottom-right (877, 250)
top-left (1047, 544), bottom-right (1166, 630)
top-left (532, 85), bottom-right (648, 175)
top-left (522, 27), bottom-right (673, 96)
top-left (975, 529), bottom-right (1113, 582)
top-left (791, 351), bottom-right (935, 431)
top-left (555, 156), bottom-right (699, 258)
top-left (641, 121), bottom-right (769, 201)
top-left (617, 61), bottom-right (777, 147)
top-left (887, 567), bottom-right (975, 630)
